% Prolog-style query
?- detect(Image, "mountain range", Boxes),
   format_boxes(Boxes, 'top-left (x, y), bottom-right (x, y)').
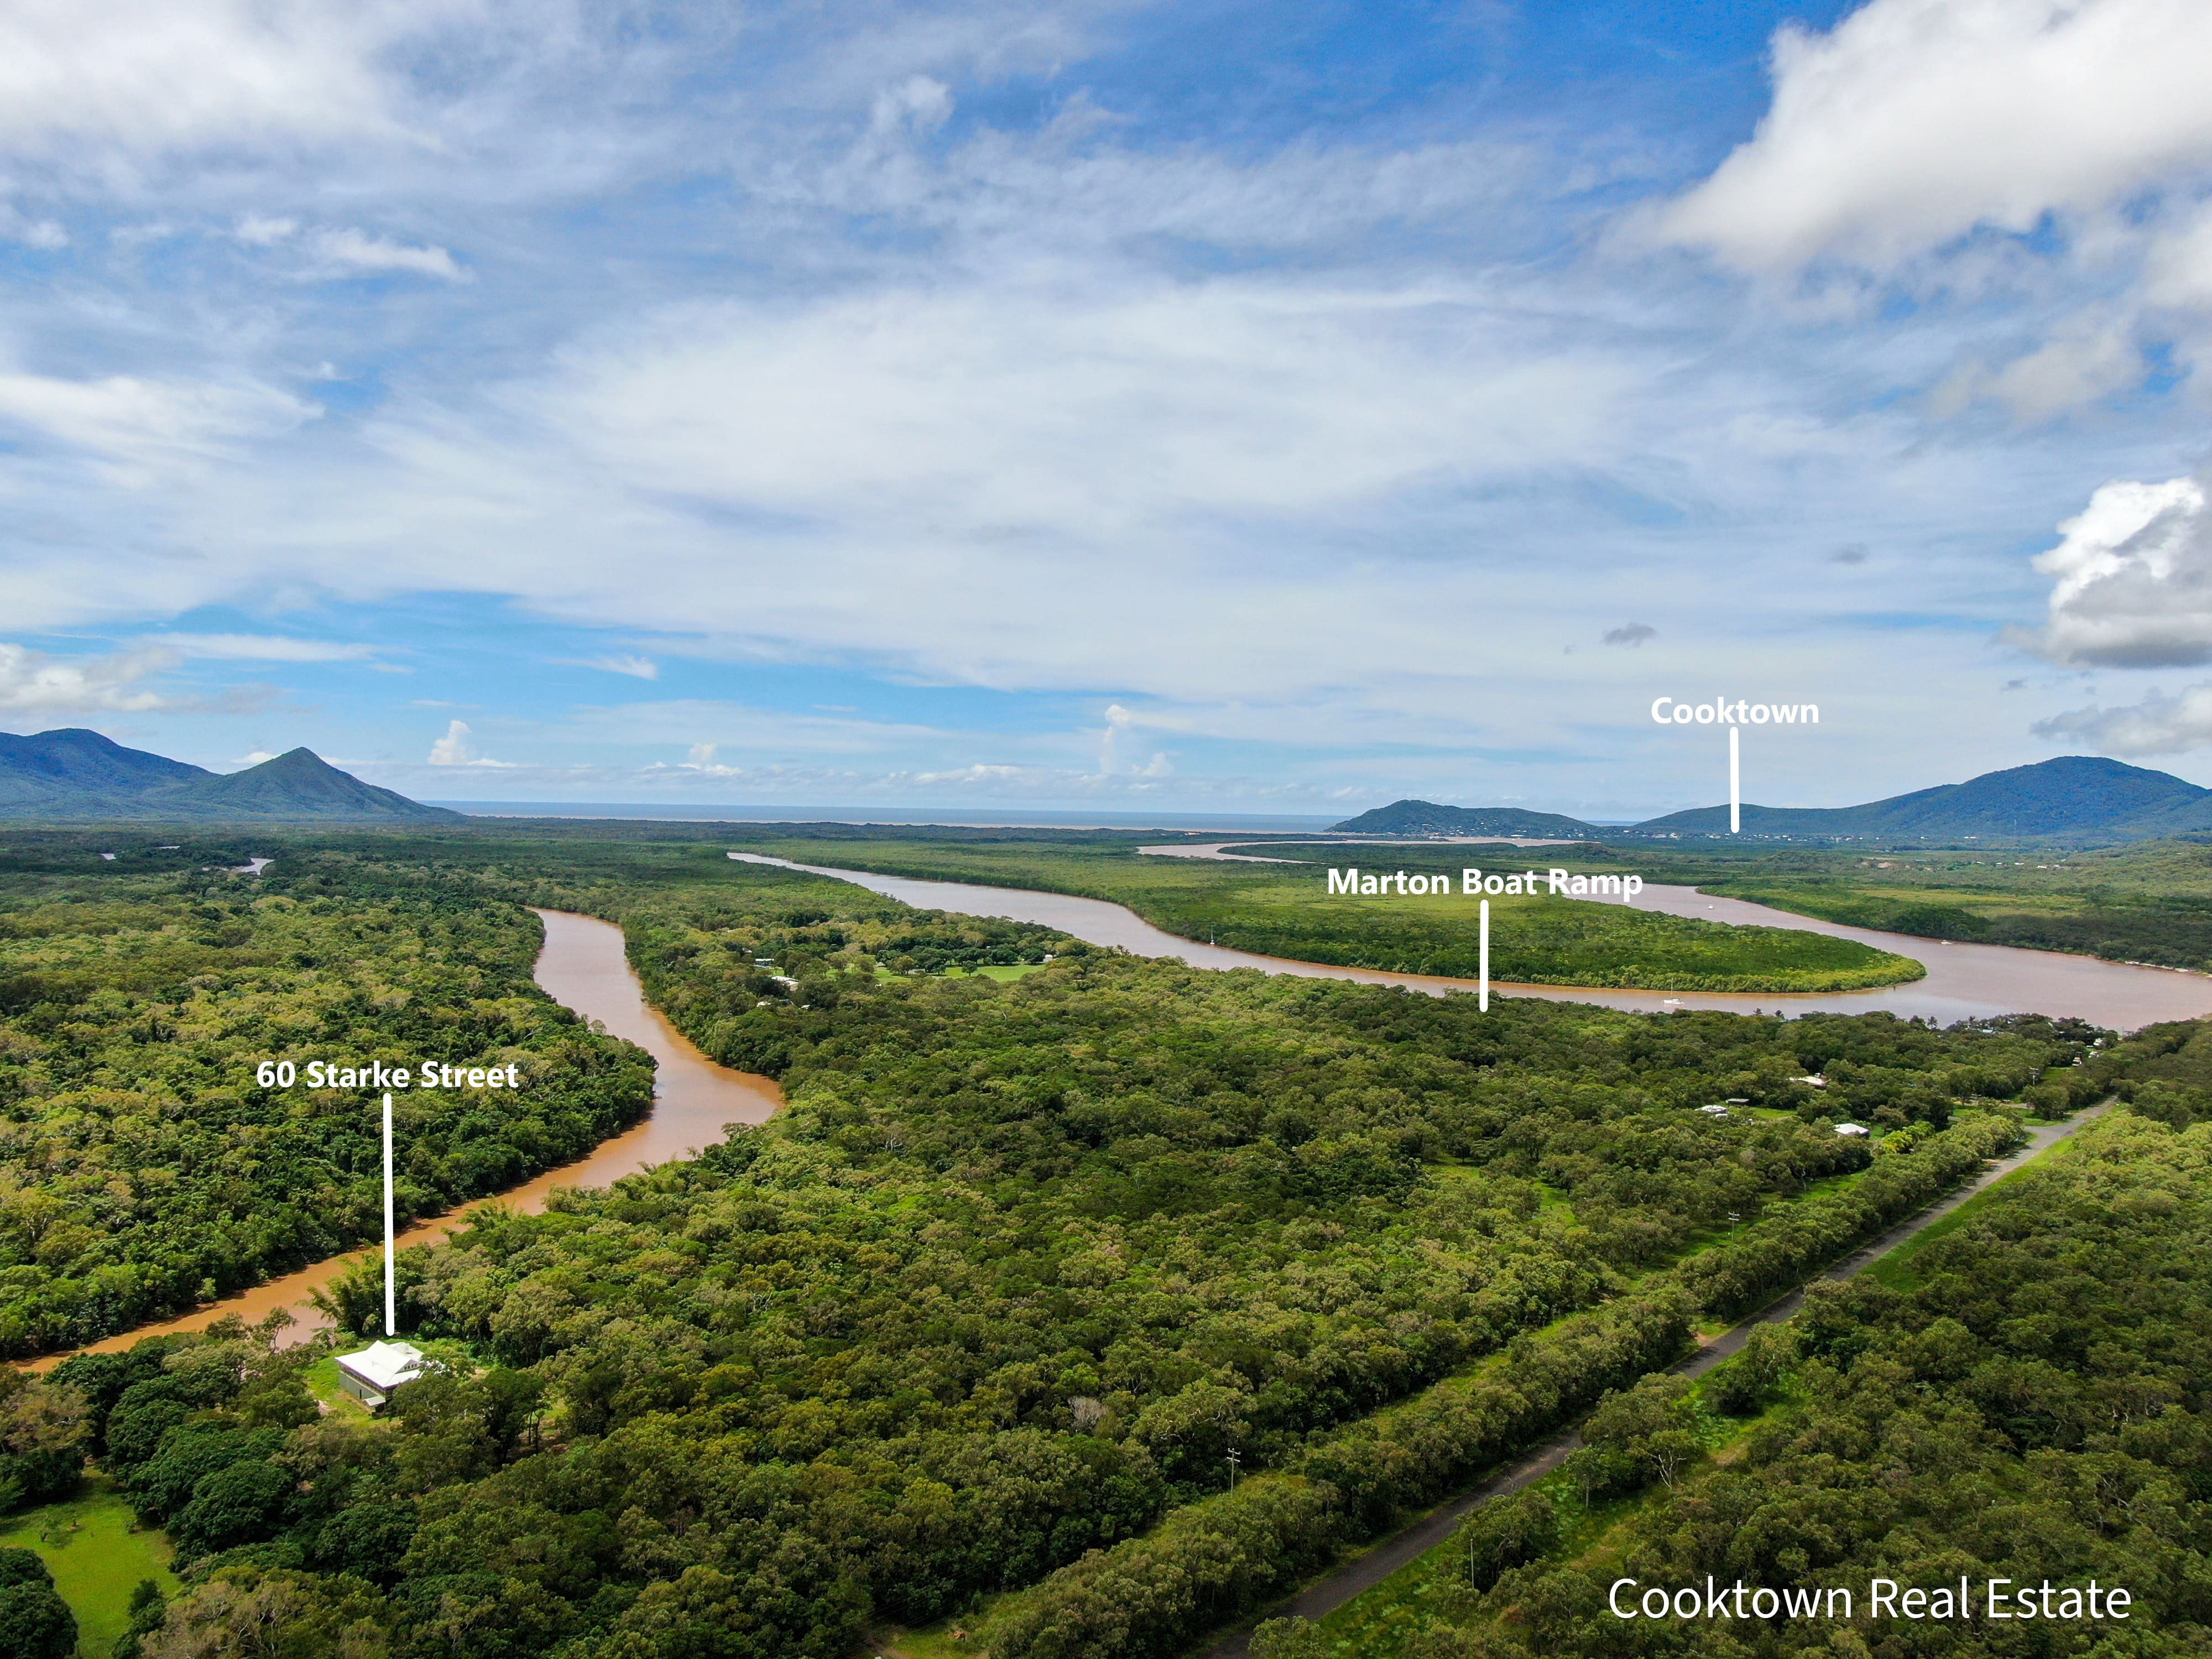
top-left (0, 729), bottom-right (462, 822)
top-left (1331, 755), bottom-right (2212, 846)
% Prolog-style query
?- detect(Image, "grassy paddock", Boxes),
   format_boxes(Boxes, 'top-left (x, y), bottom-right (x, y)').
top-left (0, 1476), bottom-right (178, 1655)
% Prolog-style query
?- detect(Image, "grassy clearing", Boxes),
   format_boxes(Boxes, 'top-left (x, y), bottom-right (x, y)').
top-left (0, 1475), bottom-right (177, 1656)
top-left (873, 1605), bottom-right (998, 1657)
top-left (301, 1353), bottom-right (379, 1422)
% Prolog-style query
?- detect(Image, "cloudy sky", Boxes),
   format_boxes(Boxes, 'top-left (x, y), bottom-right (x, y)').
top-left (4, 0), bottom-right (2212, 820)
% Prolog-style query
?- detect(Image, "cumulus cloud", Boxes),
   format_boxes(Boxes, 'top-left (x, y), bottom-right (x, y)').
top-left (0, 641), bottom-right (176, 714)
top-left (1657, 0), bottom-right (2212, 274)
top-left (2032, 684), bottom-right (2212, 754)
top-left (1099, 703), bottom-right (1174, 776)
top-left (426, 719), bottom-right (513, 766)
top-left (1601, 623), bottom-right (1656, 646)
top-left (2020, 473), bottom-right (2212, 666)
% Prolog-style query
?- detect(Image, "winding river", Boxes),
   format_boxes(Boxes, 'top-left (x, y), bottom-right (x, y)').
top-left (25, 863), bottom-right (2205, 1370)
top-left (27, 911), bottom-right (780, 1370)
top-left (730, 854), bottom-right (2212, 1030)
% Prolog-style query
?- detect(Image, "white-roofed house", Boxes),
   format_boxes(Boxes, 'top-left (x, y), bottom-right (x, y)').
top-left (333, 1339), bottom-right (426, 1408)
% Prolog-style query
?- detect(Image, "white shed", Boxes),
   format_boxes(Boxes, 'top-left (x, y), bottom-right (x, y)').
top-left (334, 1339), bottom-right (426, 1407)
top-left (1833, 1121), bottom-right (1870, 1138)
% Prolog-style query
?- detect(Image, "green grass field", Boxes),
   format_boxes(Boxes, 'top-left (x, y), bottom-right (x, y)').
top-left (302, 1353), bottom-right (378, 1421)
top-left (0, 1477), bottom-right (178, 1656)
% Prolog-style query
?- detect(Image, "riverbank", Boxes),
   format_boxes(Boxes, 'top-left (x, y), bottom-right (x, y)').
top-left (24, 909), bottom-right (780, 1372)
top-left (729, 854), bottom-right (2212, 1028)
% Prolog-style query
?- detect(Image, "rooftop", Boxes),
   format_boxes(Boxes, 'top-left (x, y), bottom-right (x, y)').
top-left (336, 1339), bottom-right (426, 1392)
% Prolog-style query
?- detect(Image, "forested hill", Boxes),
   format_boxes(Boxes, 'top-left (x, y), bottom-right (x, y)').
top-left (0, 729), bottom-right (460, 821)
top-left (1339, 756), bottom-right (2212, 847)
top-left (1629, 754), bottom-right (2211, 843)
top-left (1327, 799), bottom-right (1601, 838)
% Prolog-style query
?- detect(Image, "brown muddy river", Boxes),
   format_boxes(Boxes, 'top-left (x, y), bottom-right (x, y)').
top-left (29, 910), bottom-right (779, 1369)
top-left (731, 854), bottom-right (2212, 1030)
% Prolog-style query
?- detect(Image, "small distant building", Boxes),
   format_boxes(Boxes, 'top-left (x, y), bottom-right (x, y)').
top-left (1697, 1104), bottom-right (1730, 1118)
top-left (1724, 1097), bottom-right (1750, 1105)
top-left (334, 1340), bottom-right (426, 1408)
top-left (1833, 1121), bottom-right (1870, 1138)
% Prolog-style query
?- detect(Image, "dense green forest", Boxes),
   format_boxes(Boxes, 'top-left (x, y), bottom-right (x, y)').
top-left (1693, 837), bottom-right (2212, 973)
top-left (1290, 1095), bottom-right (2212, 1658)
top-left (719, 834), bottom-right (1926, 992)
top-left (0, 827), bottom-right (2117, 1659)
top-left (0, 837), bottom-right (653, 1355)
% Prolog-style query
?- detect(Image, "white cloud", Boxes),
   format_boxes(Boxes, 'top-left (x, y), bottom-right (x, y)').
top-left (310, 227), bottom-right (465, 281)
top-left (870, 75), bottom-right (952, 140)
top-left (911, 762), bottom-right (1024, 785)
top-left (0, 205), bottom-right (67, 247)
top-left (2143, 202), bottom-right (2212, 311)
top-left (521, 277), bottom-right (1628, 542)
top-left (1657, 0), bottom-right (2212, 274)
top-left (1931, 316), bottom-right (2143, 423)
top-left (0, 0), bottom-right (426, 164)
top-left (1099, 702), bottom-right (1176, 776)
top-left (154, 633), bottom-right (377, 662)
top-left (2033, 683), bottom-right (2212, 754)
top-left (234, 213), bottom-right (298, 246)
top-left (426, 718), bottom-right (513, 765)
top-left (0, 367), bottom-right (317, 478)
top-left (571, 653), bottom-right (658, 679)
top-left (0, 641), bottom-right (175, 714)
top-left (2019, 473), bottom-right (2212, 666)
top-left (236, 749), bottom-right (278, 765)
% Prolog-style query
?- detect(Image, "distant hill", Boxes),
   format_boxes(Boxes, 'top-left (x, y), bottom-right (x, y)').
top-left (0, 729), bottom-right (462, 822)
top-left (0, 727), bottom-right (207, 808)
top-left (1331, 758), bottom-right (2212, 848)
top-left (1328, 800), bottom-right (1601, 838)
top-left (1627, 755), bottom-right (2210, 844)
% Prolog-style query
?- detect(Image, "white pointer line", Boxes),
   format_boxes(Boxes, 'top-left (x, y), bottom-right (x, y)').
top-left (383, 1091), bottom-right (395, 1337)
top-left (1479, 899), bottom-right (1490, 1013)
top-left (1730, 726), bottom-right (1740, 834)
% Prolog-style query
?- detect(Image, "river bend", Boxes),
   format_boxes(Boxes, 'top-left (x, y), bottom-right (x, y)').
top-left (730, 854), bottom-right (2210, 1030)
top-left (28, 910), bottom-right (779, 1368)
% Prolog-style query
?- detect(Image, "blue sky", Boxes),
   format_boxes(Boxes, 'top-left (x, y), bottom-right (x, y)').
top-left (4, 0), bottom-right (2212, 819)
